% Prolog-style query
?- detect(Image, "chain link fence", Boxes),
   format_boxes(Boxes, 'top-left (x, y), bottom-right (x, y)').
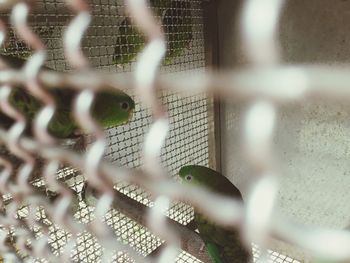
top-left (0, 0), bottom-right (348, 263)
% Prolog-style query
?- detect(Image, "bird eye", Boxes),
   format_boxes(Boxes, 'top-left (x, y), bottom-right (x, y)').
top-left (121, 102), bottom-right (129, 111)
top-left (185, 175), bottom-right (192, 181)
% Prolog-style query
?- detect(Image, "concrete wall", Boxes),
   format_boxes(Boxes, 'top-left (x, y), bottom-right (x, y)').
top-left (217, 0), bottom-right (350, 261)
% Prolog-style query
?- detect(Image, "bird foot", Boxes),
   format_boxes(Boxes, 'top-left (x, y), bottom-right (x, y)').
top-left (199, 243), bottom-right (205, 252)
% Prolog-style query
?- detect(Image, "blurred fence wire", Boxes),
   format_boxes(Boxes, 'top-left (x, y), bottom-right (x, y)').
top-left (0, 0), bottom-right (349, 263)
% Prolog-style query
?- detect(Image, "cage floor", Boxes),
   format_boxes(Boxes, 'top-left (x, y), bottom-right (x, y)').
top-left (252, 244), bottom-right (301, 263)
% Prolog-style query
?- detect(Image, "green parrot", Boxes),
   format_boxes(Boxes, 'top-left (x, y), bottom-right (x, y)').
top-left (0, 54), bottom-right (135, 182)
top-left (162, 0), bottom-right (193, 65)
top-left (178, 165), bottom-right (252, 263)
top-left (2, 16), bottom-right (57, 60)
top-left (113, 0), bottom-right (193, 66)
top-left (0, 54), bottom-right (135, 139)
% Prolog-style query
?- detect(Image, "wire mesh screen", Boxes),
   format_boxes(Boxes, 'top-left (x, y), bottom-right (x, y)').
top-left (0, 0), bottom-right (210, 262)
top-left (1, 0), bottom-right (350, 263)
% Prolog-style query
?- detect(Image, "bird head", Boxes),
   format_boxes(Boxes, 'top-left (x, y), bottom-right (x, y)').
top-left (178, 165), bottom-right (212, 187)
top-left (92, 88), bottom-right (135, 128)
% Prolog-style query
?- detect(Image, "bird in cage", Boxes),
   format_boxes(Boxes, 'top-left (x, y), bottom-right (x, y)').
top-left (113, 0), bottom-right (193, 66)
top-left (178, 165), bottom-right (251, 263)
top-left (0, 54), bottom-right (135, 182)
top-left (2, 26), bottom-right (57, 60)
top-left (0, 54), bottom-right (135, 141)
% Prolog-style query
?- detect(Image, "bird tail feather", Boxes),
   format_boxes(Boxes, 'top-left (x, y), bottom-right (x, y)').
top-left (206, 242), bottom-right (226, 263)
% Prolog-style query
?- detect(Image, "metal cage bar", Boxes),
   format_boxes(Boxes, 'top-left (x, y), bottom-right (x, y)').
top-left (0, 1), bottom-right (349, 263)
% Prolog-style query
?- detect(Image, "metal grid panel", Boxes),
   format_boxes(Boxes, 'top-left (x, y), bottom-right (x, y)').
top-left (0, 0), bottom-right (209, 262)
top-left (2, 0), bottom-right (349, 262)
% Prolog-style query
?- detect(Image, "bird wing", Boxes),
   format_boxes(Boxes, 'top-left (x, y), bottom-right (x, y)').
top-left (196, 213), bottom-right (251, 263)
top-left (205, 242), bottom-right (227, 263)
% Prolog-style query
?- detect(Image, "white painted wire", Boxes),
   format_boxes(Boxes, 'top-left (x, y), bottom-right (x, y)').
top-left (0, 0), bottom-right (348, 263)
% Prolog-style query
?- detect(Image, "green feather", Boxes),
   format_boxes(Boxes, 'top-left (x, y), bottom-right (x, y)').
top-left (206, 242), bottom-right (225, 263)
top-left (162, 0), bottom-right (193, 65)
top-left (0, 54), bottom-right (135, 139)
top-left (113, 0), bottom-right (193, 66)
top-left (0, 54), bottom-right (135, 183)
top-left (179, 165), bottom-right (251, 263)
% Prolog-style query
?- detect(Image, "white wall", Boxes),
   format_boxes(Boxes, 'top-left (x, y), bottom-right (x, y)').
top-left (218, 0), bottom-right (350, 261)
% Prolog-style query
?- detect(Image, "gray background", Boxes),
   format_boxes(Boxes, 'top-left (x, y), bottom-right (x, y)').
top-left (218, 0), bottom-right (350, 261)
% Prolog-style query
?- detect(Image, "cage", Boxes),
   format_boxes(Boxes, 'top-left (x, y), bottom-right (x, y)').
top-left (0, 0), bottom-right (349, 263)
